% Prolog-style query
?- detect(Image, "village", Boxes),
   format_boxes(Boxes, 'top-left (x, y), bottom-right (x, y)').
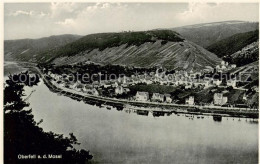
top-left (43, 60), bottom-right (257, 109)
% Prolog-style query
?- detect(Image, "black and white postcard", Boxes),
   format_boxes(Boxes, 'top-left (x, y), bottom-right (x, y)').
top-left (2, 1), bottom-right (259, 164)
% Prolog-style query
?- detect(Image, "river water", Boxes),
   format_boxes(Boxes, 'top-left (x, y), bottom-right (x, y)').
top-left (4, 62), bottom-right (259, 164)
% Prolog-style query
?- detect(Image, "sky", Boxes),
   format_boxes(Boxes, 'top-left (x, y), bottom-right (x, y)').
top-left (4, 2), bottom-right (259, 40)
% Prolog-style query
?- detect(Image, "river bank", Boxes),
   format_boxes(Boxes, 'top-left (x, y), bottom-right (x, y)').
top-left (9, 62), bottom-right (258, 119)
top-left (31, 65), bottom-right (258, 119)
top-left (25, 77), bottom-right (258, 164)
top-left (4, 62), bottom-right (258, 163)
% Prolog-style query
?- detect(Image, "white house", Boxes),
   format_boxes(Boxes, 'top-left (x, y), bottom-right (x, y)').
top-left (82, 84), bottom-right (93, 93)
top-left (151, 93), bottom-right (164, 102)
top-left (204, 80), bottom-right (210, 88)
top-left (221, 65), bottom-right (227, 70)
top-left (185, 96), bottom-right (194, 105)
top-left (214, 93), bottom-right (228, 105)
top-left (204, 66), bottom-right (214, 73)
top-left (115, 86), bottom-right (124, 95)
top-left (121, 83), bottom-right (128, 87)
top-left (104, 81), bottom-right (112, 88)
top-left (92, 88), bottom-right (99, 96)
top-left (164, 94), bottom-right (172, 103)
top-left (185, 85), bottom-right (192, 89)
top-left (225, 61), bottom-right (229, 66)
top-left (118, 76), bottom-right (127, 84)
top-left (243, 93), bottom-right (247, 100)
top-left (124, 88), bottom-right (130, 93)
top-left (252, 86), bottom-right (259, 92)
top-left (227, 79), bottom-right (236, 88)
top-left (231, 64), bottom-right (236, 68)
top-left (75, 83), bottom-right (84, 92)
top-left (112, 82), bottom-right (119, 88)
top-left (135, 92), bottom-right (149, 102)
top-left (144, 76), bottom-right (153, 85)
top-left (47, 71), bottom-right (52, 75)
top-left (92, 81), bottom-right (100, 88)
top-left (72, 81), bottom-right (83, 91)
top-left (56, 80), bottom-right (65, 88)
top-left (213, 79), bottom-right (222, 86)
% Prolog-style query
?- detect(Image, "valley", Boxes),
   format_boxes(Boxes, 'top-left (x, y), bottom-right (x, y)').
top-left (4, 2), bottom-right (259, 163)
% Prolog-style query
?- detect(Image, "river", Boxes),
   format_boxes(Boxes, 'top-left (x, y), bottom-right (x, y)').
top-left (4, 62), bottom-right (259, 164)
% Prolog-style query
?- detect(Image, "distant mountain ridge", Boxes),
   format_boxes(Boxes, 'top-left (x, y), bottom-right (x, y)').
top-left (4, 29), bottom-right (223, 71)
top-left (175, 20), bottom-right (249, 28)
top-left (4, 34), bottom-right (82, 61)
top-left (172, 21), bottom-right (259, 47)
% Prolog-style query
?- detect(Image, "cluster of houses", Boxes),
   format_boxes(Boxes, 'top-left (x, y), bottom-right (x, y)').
top-left (46, 60), bottom-right (239, 97)
top-left (130, 69), bottom-right (236, 90)
top-left (135, 91), bottom-right (172, 103)
top-left (215, 61), bottom-right (237, 72)
top-left (46, 71), bottom-right (132, 96)
top-left (135, 92), bottom-right (228, 106)
top-left (45, 61), bottom-right (236, 106)
top-left (47, 73), bottom-right (99, 96)
top-left (185, 93), bottom-right (229, 106)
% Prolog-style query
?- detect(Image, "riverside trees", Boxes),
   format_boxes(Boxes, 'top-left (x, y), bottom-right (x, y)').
top-left (4, 72), bottom-right (93, 164)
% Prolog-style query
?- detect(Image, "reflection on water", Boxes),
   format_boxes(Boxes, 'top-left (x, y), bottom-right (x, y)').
top-left (3, 64), bottom-right (258, 163)
top-left (21, 80), bottom-right (258, 164)
top-left (213, 115), bottom-right (222, 122)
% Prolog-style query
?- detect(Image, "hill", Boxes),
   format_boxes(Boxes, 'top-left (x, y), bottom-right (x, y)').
top-left (172, 21), bottom-right (259, 47)
top-left (206, 30), bottom-right (258, 58)
top-left (44, 30), bottom-right (222, 71)
top-left (227, 40), bottom-right (259, 67)
top-left (4, 34), bottom-right (82, 61)
top-left (44, 30), bottom-right (184, 59)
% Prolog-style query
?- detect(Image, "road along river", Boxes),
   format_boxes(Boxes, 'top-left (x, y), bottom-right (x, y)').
top-left (5, 62), bottom-right (259, 164)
